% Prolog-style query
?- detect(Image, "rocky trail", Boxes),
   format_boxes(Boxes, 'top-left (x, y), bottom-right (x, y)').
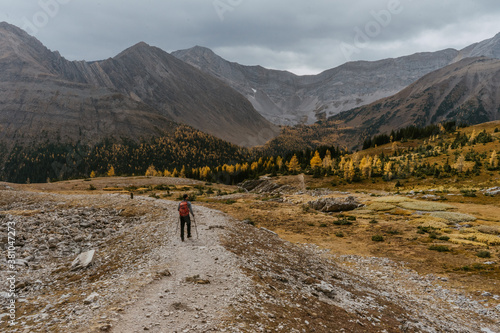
top-left (1, 186), bottom-right (499, 332)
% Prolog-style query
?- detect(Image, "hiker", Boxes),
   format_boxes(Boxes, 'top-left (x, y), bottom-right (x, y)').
top-left (178, 194), bottom-right (194, 241)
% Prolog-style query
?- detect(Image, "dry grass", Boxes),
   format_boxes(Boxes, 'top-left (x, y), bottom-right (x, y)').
top-left (2, 209), bottom-right (40, 216)
top-left (365, 202), bottom-right (396, 211)
top-left (412, 216), bottom-right (449, 229)
top-left (397, 201), bottom-right (452, 211)
top-left (475, 225), bottom-right (500, 235)
top-left (373, 196), bottom-right (412, 203)
top-left (429, 212), bottom-right (477, 223)
top-left (449, 238), bottom-right (488, 247)
top-left (453, 233), bottom-right (500, 246)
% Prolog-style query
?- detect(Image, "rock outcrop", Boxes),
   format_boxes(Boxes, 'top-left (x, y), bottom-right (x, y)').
top-left (239, 177), bottom-right (295, 195)
top-left (307, 196), bottom-right (363, 212)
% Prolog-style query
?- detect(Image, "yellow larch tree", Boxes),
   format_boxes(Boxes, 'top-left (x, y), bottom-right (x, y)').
top-left (288, 154), bottom-right (301, 173)
top-left (107, 165), bottom-right (115, 177)
top-left (310, 151), bottom-right (322, 169)
top-left (489, 150), bottom-right (498, 168)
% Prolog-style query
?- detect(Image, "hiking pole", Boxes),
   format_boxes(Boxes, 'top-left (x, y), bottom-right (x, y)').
top-left (192, 215), bottom-right (199, 239)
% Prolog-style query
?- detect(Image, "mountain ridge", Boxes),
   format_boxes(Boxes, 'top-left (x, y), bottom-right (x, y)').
top-left (0, 22), bottom-right (278, 149)
top-left (173, 32), bottom-right (500, 126)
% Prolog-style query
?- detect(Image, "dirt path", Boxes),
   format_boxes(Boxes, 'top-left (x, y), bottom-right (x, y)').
top-left (110, 206), bottom-right (252, 333)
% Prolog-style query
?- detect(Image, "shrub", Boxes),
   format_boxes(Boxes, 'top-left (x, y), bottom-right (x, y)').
top-left (417, 226), bottom-right (437, 234)
top-left (335, 232), bottom-right (344, 237)
top-left (460, 189), bottom-right (477, 197)
top-left (438, 236), bottom-right (450, 241)
top-left (369, 219), bottom-right (378, 224)
top-left (224, 199), bottom-right (236, 205)
top-left (372, 235), bottom-right (384, 242)
top-left (88, 184), bottom-right (96, 191)
top-left (319, 223), bottom-right (328, 227)
top-left (476, 250), bottom-right (491, 258)
top-left (428, 245), bottom-right (450, 252)
top-left (334, 218), bottom-right (353, 226)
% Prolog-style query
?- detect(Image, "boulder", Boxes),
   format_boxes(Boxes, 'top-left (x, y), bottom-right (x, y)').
top-left (307, 196), bottom-right (363, 212)
top-left (83, 292), bottom-right (99, 304)
top-left (71, 249), bottom-right (95, 270)
top-left (239, 177), bottom-right (295, 195)
top-left (485, 187), bottom-right (500, 196)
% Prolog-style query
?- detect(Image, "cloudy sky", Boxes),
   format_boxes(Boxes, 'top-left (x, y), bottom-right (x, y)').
top-left (1, 0), bottom-right (499, 75)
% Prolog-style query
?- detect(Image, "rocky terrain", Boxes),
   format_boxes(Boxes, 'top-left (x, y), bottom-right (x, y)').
top-left (1, 179), bottom-right (499, 332)
top-left (0, 22), bottom-right (277, 148)
top-left (173, 33), bottom-right (500, 126)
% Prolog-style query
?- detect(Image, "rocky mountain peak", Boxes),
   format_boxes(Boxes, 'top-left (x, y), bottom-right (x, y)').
top-left (456, 32), bottom-right (500, 61)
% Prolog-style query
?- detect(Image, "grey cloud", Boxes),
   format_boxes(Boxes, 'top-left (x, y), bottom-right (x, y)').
top-left (1, 0), bottom-right (499, 74)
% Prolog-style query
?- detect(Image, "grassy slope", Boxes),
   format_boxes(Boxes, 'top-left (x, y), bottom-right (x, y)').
top-left (9, 121), bottom-right (500, 305)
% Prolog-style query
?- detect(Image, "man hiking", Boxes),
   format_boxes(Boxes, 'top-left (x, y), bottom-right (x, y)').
top-left (178, 194), bottom-right (194, 241)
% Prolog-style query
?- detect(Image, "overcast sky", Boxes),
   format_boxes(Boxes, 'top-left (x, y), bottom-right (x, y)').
top-left (1, 0), bottom-right (499, 75)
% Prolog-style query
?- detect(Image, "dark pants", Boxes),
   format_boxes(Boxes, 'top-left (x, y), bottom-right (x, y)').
top-left (180, 216), bottom-right (191, 241)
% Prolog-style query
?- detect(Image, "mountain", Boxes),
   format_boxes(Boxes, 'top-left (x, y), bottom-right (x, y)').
top-left (0, 22), bottom-right (278, 148)
top-left (172, 33), bottom-right (500, 126)
top-left (256, 56), bottom-right (500, 153)
top-left (0, 22), bottom-right (175, 146)
top-left (455, 32), bottom-right (500, 61)
top-left (334, 57), bottom-right (500, 140)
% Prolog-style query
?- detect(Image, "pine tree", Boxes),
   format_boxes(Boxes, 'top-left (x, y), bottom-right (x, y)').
top-left (469, 129), bottom-right (477, 143)
top-left (384, 161), bottom-right (393, 180)
top-left (107, 165), bottom-right (115, 177)
top-left (276, 156), bottom-right (283, 171)
top-left (322, 150), bottom-right (333, 170)
top-left (310, 151), bottom-right (322, 169)
top-left (455, 154), bottom-right (465, 173)
top-left (489, 150), bottom-right (498, 169)
top-left (288, 155), bottom-right (301, 173)
top-left (170, 168), bottom-right (177, 177)
top-left (344, 159), bottom-right (355, 182)
top-left (145, 165), bottom-right (158, 177)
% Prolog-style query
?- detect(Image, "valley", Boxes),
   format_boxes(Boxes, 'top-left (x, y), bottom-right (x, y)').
top-left (2, 121), bottom-right (499, 332)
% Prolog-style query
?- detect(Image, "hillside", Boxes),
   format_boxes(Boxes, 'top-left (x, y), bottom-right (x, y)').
top-left (2, 119), bottom-right (500, 333)
top-left (334, 57), bottom-right (500, 144)
top-left (256, 57), bottom-right (500, 152)
top-left (173, 46), bottom-right (458, 126)
top-left (0, 22), bottom-right (278, 149)
top-left (173, 32), bottom-right (500, 126)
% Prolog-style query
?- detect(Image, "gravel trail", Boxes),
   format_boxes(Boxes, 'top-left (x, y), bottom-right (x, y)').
top-left (110, 205), bottom-right (252, 333)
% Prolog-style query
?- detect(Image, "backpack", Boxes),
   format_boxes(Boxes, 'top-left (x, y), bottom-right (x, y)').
top-left (179, 201), bottom-right (190, 217)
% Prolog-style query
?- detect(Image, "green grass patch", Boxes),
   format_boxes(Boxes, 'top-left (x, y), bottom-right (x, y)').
top-left (476, 250), bottom-right (491, 258)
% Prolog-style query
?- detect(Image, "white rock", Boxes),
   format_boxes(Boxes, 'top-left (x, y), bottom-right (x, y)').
top-left (83, 292), bottom-right (99, 304)
top-left (71, 249), bottom-right (95, 270)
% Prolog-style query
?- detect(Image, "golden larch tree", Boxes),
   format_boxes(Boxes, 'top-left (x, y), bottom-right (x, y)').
top-left (310, 151), bottom-right (322, 169)
top-left (288, 155), bottom-right (301, 173)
